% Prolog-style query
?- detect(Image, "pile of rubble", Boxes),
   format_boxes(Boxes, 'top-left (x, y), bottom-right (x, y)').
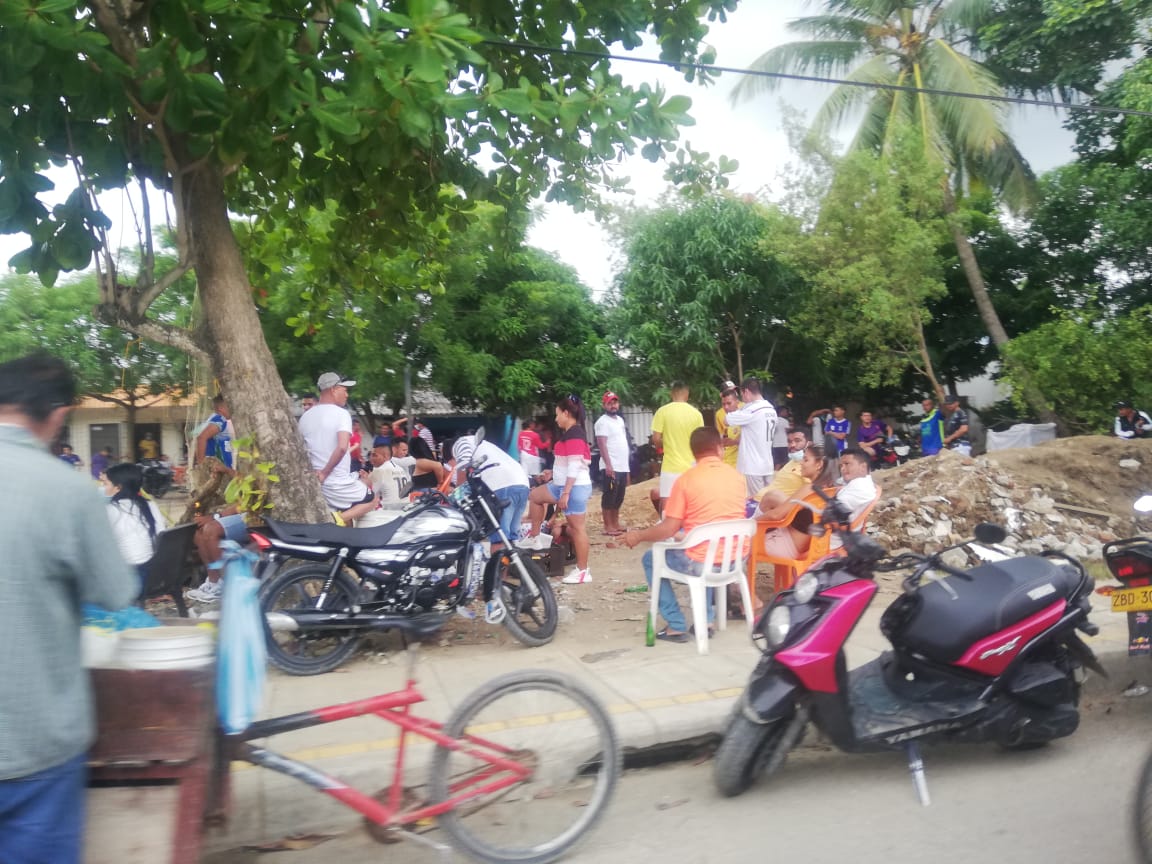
top-left (868, 446), bottom-right (1147, 561)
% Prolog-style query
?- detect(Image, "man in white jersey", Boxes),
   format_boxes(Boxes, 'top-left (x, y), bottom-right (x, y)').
top-left (298, 372), bottom-right (375, 519)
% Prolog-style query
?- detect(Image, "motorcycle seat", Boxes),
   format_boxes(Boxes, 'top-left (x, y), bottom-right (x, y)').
top-left (263, 517), bottom-right (405, 549)
top-left (887, 557), bottom-right (1078, 664)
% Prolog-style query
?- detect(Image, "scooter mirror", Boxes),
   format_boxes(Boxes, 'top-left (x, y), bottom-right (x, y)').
top-left (1136, 495), bottom-right (1152, 514)
top-left (973, 522), bottom-right (1008, 544)
top-left (474, 427), bottom-right (486, 446)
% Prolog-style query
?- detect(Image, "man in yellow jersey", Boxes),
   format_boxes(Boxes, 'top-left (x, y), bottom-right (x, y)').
top-left (755, 426), bottom-right (811, 512)
top-left (651, 381), bottom-right (704, 515)
top-left (715, 382), bottom-right (742, 468)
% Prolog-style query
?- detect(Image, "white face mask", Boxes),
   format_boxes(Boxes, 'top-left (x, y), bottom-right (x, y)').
top-left (788, 449), bottom-right (804, 462)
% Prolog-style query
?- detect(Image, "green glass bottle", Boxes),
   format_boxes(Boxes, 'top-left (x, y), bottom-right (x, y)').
top-left (645, 612), bottom-right (656, 648)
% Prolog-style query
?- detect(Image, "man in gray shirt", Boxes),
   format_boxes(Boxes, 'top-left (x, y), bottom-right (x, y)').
top-left (0, 353), bottom-right (137, 863)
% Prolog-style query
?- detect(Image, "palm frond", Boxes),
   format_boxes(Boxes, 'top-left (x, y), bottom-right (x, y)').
top-left (810, 54), bottom-right (899, 137)
top-left (932, 0), bottom-right (996, 39)
top-left (819, 0), bottom-right (908, 22)
top-left (788, 14), bottom-right (878, 41)
top-left (968, 139), bottom-right (1037, 212)
top-left (922, 39), bottom-right (1010, 158)
top-left (732, 41), bottom-right (871, 102)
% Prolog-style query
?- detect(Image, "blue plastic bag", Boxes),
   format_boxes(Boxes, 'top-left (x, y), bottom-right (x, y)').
top-left (216, 541), bottom-right (266, 734)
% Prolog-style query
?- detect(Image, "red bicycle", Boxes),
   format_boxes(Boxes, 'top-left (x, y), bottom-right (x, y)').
top-left (219, 637), bottom-right (620, 864)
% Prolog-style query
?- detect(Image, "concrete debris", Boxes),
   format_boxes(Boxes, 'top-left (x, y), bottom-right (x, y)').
top-left (868, 447), bottom-right (1142, 562)
top-left (1119, 459), bottom-right (1143, 470)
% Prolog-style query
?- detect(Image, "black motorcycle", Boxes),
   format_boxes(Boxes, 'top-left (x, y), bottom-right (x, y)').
top-left (139, 459), bottom-right (175, 497)
top-left (252, 435), bottom-right (557, 674)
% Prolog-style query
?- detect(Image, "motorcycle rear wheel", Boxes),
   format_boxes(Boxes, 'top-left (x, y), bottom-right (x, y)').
top-left (1134, 749), bottom-right (1152, 863)
top-left (259, 565), bottom-right (361, 675)
top-left (497, 553), bottom-right (558, 647)
top-left (713, 707), bottom-right (801, 798)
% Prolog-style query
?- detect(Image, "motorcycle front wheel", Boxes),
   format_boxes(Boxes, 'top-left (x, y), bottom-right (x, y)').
top-left (497, 553), bottom-right (558, 647)
top-left (713, 706), bottom-right (803, 798)
top-left (259, 564), bottom-right (361, 675)
top-left (1134, 748), bottom-right (1152, 862)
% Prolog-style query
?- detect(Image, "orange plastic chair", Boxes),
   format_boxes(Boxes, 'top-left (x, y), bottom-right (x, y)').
top-left (747, 490), bottom-right (829, 598)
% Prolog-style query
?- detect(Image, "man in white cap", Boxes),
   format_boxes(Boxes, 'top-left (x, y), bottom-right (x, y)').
top-left (298, 372), bottom-right (375, 520)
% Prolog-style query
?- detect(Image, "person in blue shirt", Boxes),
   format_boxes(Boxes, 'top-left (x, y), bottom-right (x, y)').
top-left (823, 405), bottom-right (851, 454)
top-left (193, 394), bottom-right (234, 469)
top-left (919, 397), bottom-right (945, 456)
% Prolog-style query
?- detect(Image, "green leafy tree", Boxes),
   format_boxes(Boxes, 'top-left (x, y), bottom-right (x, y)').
top-left (794, 145), bottom-right (949, 394)
top-left (0, 271), bottom-right (192, 447)
top-left (609, 194), bottom-right (805, 405)
top-left (1002, 306), bottom-right (1152, 432)
top-left (976, 0), bottom-right (1150, 98)
top-left (0, 0), bottom-right (736, 520)
top-left (733, 0), bottom-right (1060, 426)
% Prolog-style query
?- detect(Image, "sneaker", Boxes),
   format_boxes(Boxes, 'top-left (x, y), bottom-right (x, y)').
top-left (484, 598), bottom-right (507, 624)
top-left (515, 534), bottom-right (551, 551)
top-left (561, 567), bottom-right (592, 585)
top-left (186, 579), bottom-right (222, 603)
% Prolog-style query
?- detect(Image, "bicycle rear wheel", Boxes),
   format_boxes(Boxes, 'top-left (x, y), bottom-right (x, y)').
top-left (429, 670), bottom-right (620, 864)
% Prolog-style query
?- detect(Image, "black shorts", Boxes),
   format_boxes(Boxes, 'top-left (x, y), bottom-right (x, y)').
top-left (601, 473), bottom-right (629, 510)
top-left (772, 446), bottom-right (789, 469)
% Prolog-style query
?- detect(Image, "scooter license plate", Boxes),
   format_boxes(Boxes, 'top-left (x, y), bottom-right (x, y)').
top-left (1112, 586), bottom-right (1152, 612)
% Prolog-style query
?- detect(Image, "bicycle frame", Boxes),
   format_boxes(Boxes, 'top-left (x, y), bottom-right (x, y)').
top-left (226, 658), bottom-right (532, 829)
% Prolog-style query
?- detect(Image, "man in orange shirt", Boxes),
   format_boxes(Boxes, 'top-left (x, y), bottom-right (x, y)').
top-left (622, 426), bottom-right (747, 642)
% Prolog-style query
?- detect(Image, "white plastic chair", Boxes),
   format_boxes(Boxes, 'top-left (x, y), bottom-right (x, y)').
top-left (649, 519), bottom-right (757, 655)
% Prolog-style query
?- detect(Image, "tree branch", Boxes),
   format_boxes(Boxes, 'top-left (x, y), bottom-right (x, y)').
top-left (95, 303), bottom-right (211, 367)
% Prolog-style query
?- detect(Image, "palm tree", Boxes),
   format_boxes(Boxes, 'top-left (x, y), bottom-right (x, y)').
top-left (736, 0), bottom-right (1058, 423)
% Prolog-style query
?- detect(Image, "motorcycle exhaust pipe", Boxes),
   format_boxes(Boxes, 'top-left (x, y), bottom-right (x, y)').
top-left (264, 612), bottom-right (299, 632)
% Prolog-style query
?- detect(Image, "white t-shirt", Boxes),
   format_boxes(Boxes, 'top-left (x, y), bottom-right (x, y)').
top-left (107, 498), bottom-right (169, 565)
top-left (830, 474), bottom-right (878, 550)
top-left (452, 437), bottom-right (529, 491)
top-left (593, 413), bottom-right (630, 473)
top-left (723, 398), bottom-right (777, 476)
top-left (772, 415), bottom-right (789, 448)
top-left (367, 461), bottom-right (412, 508)
top-left (298, 403), bottom-right (369, 508)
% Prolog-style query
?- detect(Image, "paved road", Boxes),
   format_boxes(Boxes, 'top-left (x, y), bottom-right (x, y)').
top-left (204, 669), bottom-right (1152, 864)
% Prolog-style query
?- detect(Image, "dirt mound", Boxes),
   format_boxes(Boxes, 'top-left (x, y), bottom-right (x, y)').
top-left (869, 436), bottom-right (1152, 558)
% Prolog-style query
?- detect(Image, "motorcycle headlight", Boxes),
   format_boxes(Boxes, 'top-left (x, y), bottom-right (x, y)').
top-left (767, 605), bottom-right (792, 647)
top-left (793, 572), bottom-right (819, 604)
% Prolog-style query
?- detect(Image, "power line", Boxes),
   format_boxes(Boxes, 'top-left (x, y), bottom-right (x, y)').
top-left (479, 38), bottom-right (1152, 120)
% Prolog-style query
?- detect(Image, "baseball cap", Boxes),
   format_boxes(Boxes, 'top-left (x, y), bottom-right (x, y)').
top-left (943, 393), bottom-right (960, 404)
top-left (602, 391), bottom-right (619, 406)
top-left (1116, 400), bottom-right (1133, 409)
top-left (317, 372), bottom-right (356, 391)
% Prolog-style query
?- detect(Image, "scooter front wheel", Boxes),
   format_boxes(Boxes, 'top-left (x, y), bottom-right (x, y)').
top-left (713, 705), bottom-right (804, 798)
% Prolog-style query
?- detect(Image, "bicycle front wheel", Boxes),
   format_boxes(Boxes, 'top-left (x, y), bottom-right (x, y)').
top-left (429, 670), bottom-right (620, 864)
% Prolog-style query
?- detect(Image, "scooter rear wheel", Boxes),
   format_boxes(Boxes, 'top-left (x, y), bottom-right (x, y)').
top-left (713, 708), bottom-right (801, 798)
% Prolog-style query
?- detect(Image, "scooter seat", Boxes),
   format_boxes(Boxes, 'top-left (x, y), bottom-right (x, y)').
top-left (263, 517), bottom-right (405, 550)
top-left (885, 557), bottom-right (1078, 664)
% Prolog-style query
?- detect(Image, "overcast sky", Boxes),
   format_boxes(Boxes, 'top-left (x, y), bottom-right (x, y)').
top-left (527, 0), bottom-right (1076, 297)
top-left (1, 1), bottom-right (1076, 293)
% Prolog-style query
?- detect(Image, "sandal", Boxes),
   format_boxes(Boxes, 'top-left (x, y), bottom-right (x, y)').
top-left (655, 628), bottom-right (690, 643)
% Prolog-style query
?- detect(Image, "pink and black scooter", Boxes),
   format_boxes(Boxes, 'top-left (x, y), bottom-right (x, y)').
top-left (714, 498), bottom-right (1104, 803)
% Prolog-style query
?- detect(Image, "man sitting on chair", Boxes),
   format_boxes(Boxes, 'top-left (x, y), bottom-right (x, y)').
top-left (622, 427), bottom-right (745, 644)
top-left (832, 448), bottom-right (878, 548)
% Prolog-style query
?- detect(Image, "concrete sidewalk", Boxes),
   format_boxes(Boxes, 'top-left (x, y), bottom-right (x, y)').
top-left (202, 590), bottom-right (1138, 855)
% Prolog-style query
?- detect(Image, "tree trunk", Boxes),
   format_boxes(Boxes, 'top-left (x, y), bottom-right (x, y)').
top-left (184, 163), bottom-right (331, 522)
top-left (913, 318), bottom-right (945, 402)
top-left (941, 190), bottom-right (1065, 432)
